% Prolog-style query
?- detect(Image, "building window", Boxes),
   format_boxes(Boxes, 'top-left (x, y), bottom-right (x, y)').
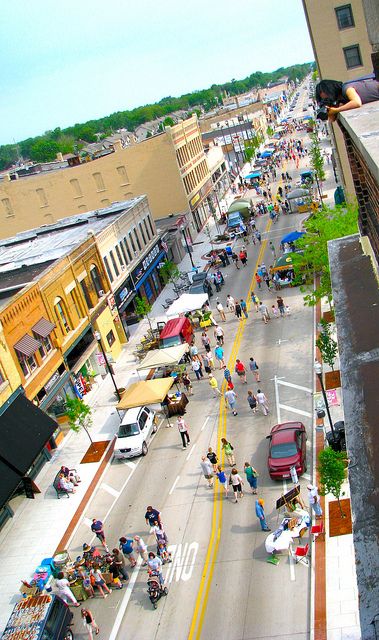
top-left (148, 216), bottom-right (154, 237)
top-left (335, 4), bottom-right (355, 29)
top-left (17, 353), bottom-right (37, 377)
top-left (69, 178), bottom-right (83, 197)
top-left (138, 222), bottom-right (146, 245)
top-left (123, 237), bottom-right (132, 261)
top-left (55, 298), bottom-right (71, 334)
top-left (70, 287), bottom-right (83, 318)
top-left (92, 171), bottom-right (106, 191)
top-left (0, 369), bottom-right (4, 385)
top-left (106, 330), bottom-right (116, 347)
top-left (119, 242), bottom-right (128, 264)
top-left (115, 245), bottom-right (124, 266)
top-left (116, 165), bottom-right (129, 185)
top-left (109, 250), bottom-right (120, 277)
top-left (37, 335), bottom-right (53, 359)
top-left (1, 198), bottom-right (14, 217)
top-left (144, 218), bottom-right (151, 241)
top-left (90, 264), bottom-right (104, 296)
top-left (343, 44), bottom-right (362, 69)
top-left (133, 229), bottom-right (142, 251)
top-left (80, 279), bottom-right (93, 309)
top-left (36, 188), bottom-right (48, 207)
top-left (129, 231), bottom-right (136, 253)
top-left (101, 198), bottom-right (110, 206)
top-left (103, 255), bottom-right (113, 282)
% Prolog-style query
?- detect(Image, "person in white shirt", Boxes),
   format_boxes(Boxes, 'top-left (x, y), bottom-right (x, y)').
top-left (214, 325), bottom-right (224, 345)
top-left (200, 456), bottom-right (214, 487)
top-left (177, 416), bottom-right (190, 449)
top-left (55, 572), bottom-right (80, 606)
top-left (147, 553), bottom-right (164, 584)
top-left (229, 468), bottom-right (244, 503)
top-left (226, 295), bottom-right (235, 313)
top-left (256, 389), bottom-right (269, 415)
top-left (133, 535), bottom-right (148, 565)
top-left (307, 484), bottom-right (323, 517)
top-left (216, 299), bottom-right (226, 322)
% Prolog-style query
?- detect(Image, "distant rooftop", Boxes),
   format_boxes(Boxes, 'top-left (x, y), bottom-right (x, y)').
top-left (0, 196), bottom-right (145, 293)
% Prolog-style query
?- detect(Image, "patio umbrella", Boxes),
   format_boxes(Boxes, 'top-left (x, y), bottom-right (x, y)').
top-left (261, 150), bottom-right (273, 158)
top-left (272, 252), bottom-right (303, 271)
top-left (281, 231), bottom-right (305, 244)
top-left (244, 172), bottom-right (261, 180)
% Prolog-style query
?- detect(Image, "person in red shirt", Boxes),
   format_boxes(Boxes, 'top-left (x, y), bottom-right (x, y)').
top-left (255, 273), bottom-right (262, 289)
top-left (235, 359), bottom-right (247, 384)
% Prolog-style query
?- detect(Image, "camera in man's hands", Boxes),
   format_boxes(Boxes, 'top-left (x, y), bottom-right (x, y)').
top-left (316, 99), bottom-right (338, 121)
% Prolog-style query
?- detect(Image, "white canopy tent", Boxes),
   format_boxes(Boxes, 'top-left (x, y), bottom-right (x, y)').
top-left (136, 344), bottom-right (189, 371)
top-left (166, 293), bottom-right (208, 317)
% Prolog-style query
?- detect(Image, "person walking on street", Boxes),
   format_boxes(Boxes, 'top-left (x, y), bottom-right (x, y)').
top-left (216, 299), bottom-right (226, 322)
top-left (277, 296), bottom-right (285, 317)
top-left (133, 536), bottom-right (148, 566)
top-left (145, 506), bottom-right (162, 528)
top-left (90, 564), bottom-right (112, 598)
top-left (256, 389), bottom-right (269, 415)
top-left (235, 359), bottom-right (247, 384)
top-left (244, 462), bottom-right (259, 494)
top-left (255, 230), bottom-right (262, 244)
top-left (81, 608), bottom-right (100, 639)
top-left (208, 373), bottom-right (222, 397)
top-left (232, 252), bottom-right (240, 269)
top-left (225, 388), bottom-right (238, 416)
top-left (255, 273), bottom-right (262, 290)
top-left (201, 331), bottom-right (211, 352)
top-left (207, 447), bottom-right (218, 473)
top-left (177, 416), bottom-right (190, 449)
top-left (226, 294), bottom-right (235, 313)
top-left (247, 390), bottom-right (258, 413)
top-left (240, 299), bottom-right (248, 318)
top-left (235, 301), bottom-right (242, 319)
top-left (192, 357), bottom-right (203, 380)
top-left (269, 241), bottom-right (277, 259)
top-left (147, 552), bottom-right (165, 585)
top-left (55, 572), bottom-right (80, 606)
top-left (202, 352), bottom-right (212, 374)
top-left (112, 548), bottom-right (129, 581)
top-left (91, 519), bottom-right (109, 552)
top-left (200, 456), bottom-right (214, 488)
top-left (255, 499), bottom-right (271, 531)
top-left (214, 325), bottom-right (224, 345)
top-left (181, 372), bottom-right (193, 395)
top-left (153, 520), bottom-right (168, 545)
top-left (258, 302), bottom-right (270, 324)
top-left (249, 357), bottom-right (260, 382)
top-left (216, 465), bottom-right (228, 497)
top-left (215, 345), bottom-right (225, 369)
top-left (221, 438), bottom-right (236, 466)
top-left (109, 558), bottom-right (124, 590)
top-left (251, 292), bottom-right (260, 312)
top-left (307, 484), bottom-right (323, 517)
top-left (229, 468), bottom-right (244, 503)
top-left (239, 249), bottom-right (247, 267)
top-left (119, 537), bottom-right (137, 567)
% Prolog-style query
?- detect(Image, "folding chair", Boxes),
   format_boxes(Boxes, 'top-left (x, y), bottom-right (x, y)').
top-left (311, 520), bottom-right (324, 541)
top-left (293, 542), bottom-right (309, 566)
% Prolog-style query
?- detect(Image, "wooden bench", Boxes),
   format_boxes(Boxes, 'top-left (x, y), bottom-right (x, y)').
top-left (53, 469), bottom-right (78, 499)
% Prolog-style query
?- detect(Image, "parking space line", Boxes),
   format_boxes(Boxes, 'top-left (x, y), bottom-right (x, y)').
top-left (109, 558), bottom-right (142, 640)
top-left (279, 403), bottom-right (312, 418)
top-left (169, 475), bottom-right (180, 495)
top-left (186, 444), bottom-right (196, 461)
top-left (201, 416), bottom-right (210, 431)
top-left (101, 483), bottom-right (120, 498)
top-left (289, 554), bottom-right (296, 581)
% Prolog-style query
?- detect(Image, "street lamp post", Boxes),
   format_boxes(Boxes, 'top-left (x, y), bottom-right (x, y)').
top-left (314, 360), bottom-right (336, 441)
top-left (95, 331), bottom-right (121, 401)
top-left (180, 225), bottom-right (195, 270)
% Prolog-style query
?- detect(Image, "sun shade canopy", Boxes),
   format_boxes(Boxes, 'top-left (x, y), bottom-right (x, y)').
top-left (14, 334), bottom-right (41, 357)
top-left (136, 344), bottom-right (189, 371)
top-left (32, 317), bottom-right (56, 338)
top-left (166, 293), bottom-right (208, 317)
top-left (116, 378), bottom-right (175, 410)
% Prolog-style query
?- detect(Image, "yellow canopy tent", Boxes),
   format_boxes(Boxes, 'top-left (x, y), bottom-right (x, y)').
top-left (136, 344), bottom-right (189, 371)
top-left (116, 378), bottom-right (175, 410)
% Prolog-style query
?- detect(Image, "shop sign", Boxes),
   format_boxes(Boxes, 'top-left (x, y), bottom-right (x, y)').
top-left (119, 287), bottom-right (129, 303)
top-left (190, 193), bottom-right (200, 208)
top-left (132, 243), bottom-right (161, 283)
top-left (44, 370), bottom-right (61, 393)
top-left (108, 294), bottom-right (116, 312)
top-left (97, 352), bottom-right (106, 366)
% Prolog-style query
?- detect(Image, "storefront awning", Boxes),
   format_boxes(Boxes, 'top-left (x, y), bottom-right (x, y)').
top-left (0, 393), bottom-right (57, 509)
top-left (116, 378), bottom-right (175, 410)
top-left (14, 334), bottom-right (41, 357)
top-left (32, 317), bottom-right (56, 338)
top-left (72, 339), bottom-right (98, 374)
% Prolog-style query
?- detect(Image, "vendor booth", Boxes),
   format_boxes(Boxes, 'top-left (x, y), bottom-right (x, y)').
top-left (270, 252), bottom-right (304, 288)
top-left (166, 293), bottom-right (208, 318)
top-left (286, 188), bottom-right (312, 213)
top-left (136, 344), bottom-right (189, 373)
top-left (116, 377), bottom-right (189, 418)
top-left (227, 199), bottom-right (252, 220)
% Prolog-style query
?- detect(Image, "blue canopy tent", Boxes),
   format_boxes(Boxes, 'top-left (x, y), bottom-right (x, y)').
top-left (303, 115), bottom-right (313, 120)
top-left (281, 231), bottom-right (305, 244)
top-left (261, 150), bottom-right (273, 158)
top-left (244, 171), bottom-right (261, 180)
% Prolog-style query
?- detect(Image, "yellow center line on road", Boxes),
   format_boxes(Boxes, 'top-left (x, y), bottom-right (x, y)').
top-left (188, 217), bottom-right (273, 640)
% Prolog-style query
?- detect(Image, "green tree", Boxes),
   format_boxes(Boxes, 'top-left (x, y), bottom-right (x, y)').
top-left (296, 201), bottom-right (358, 307)
top-left (266, 125), bottom-right (274, 137)
top-left (134, 295), bottom-right (153, 331)
top-left (159, 259), bottom-right (180, 286)
top-left (309, 130), bottom-right (326, 185)
top-left (316, 319), bottom-right (338, 370)
top-left (312, 69), bottom-right (319, 83)
top-left (0, 144), bottom-right (18, 170)
top-left (318, 447), bottom-right (347, 517)
top-left (65, 397), bottom-right (93, 443)
top-left (30, 139), bottom-right (60, 162)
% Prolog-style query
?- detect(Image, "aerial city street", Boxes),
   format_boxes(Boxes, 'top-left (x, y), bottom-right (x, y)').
top-left (0, 1), bottom-right (378, 640)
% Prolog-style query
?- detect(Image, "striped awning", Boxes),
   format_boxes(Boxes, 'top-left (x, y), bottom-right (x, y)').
top-left (32, 317), bottom-right (56, 338)
top-left (14, 334), bottom-right (41, 357)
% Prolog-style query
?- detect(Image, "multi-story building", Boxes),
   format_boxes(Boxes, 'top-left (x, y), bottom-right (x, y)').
top-left (302, 0), bottom-right (374, 195)
top-left (0, 115), bottom-right (218, 239)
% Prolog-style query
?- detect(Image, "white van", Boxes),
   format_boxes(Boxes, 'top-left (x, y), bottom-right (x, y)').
top-left (114, 405), bottom-right (157, 459)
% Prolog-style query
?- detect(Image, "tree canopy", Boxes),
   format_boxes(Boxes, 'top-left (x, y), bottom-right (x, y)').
top-left (0, 61), bottom-right (311, 169)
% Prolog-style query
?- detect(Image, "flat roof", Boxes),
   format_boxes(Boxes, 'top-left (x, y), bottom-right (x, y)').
top-left (0, 197), bottom-right (145, 292)
top-left (339, 102), bottom-right (379, 185)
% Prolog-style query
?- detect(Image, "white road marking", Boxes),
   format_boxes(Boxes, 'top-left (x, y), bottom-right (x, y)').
top-left (83, 518), bottom-right (92, 528)
top-left (169, 475), bottom-right (180, 495)
top-left (186, 444), bottom-right (196, 460)
top-left (101, 483), bottom-right (120, 498)
top-left (276, 339), bottom-right (289, 346)
top-left (276, 379), bottom-right (312, 394)
top-left (125, 461), bottom-right (136, 470)
top-left (302, 472), bottom-right (311, 481)
top-left (279, 403), bottom-right (312, 418)
top-left (201, 416), bottom-right (210, 431)
top-left (289, 554), bottom-right (296, 581)
top-left (108, 557), bottom-right (142, 640)
top-left (165, 542), bottom-right (199, 584)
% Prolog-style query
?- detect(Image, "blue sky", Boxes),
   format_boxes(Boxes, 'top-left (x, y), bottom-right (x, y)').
top-left (0, 0), bottom-right (313, 144)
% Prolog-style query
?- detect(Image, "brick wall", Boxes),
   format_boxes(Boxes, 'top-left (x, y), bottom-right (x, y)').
top-left (340, 123), bottom-right (379, 260)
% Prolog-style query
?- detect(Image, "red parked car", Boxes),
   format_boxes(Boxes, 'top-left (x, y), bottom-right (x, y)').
top-left (266, 422), bottom-right (307, 480)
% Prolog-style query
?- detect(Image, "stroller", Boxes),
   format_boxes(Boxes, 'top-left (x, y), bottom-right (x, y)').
top-left (147, 571), bottom-right (168, 609)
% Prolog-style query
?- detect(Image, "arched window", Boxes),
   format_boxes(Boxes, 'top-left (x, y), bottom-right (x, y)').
top-left (90, 264), bottom-right (104, 297)
top-left (54, 297), bottom-right (71, 334)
